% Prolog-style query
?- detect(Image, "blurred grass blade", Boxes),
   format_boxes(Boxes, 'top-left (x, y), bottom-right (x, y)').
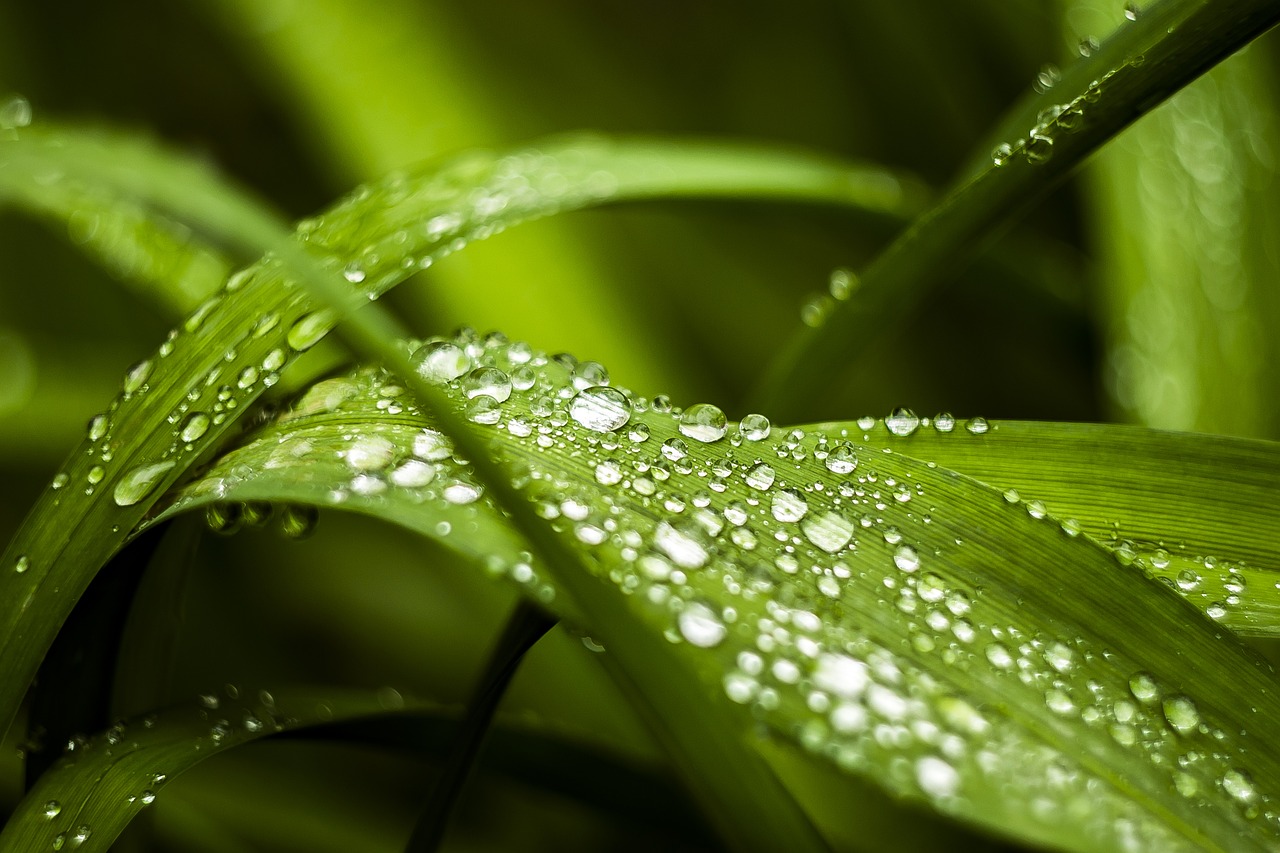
top-left (0, 126), bottom-right (930, 750)
top-left (841, 418), bottom-right (1280, 636)
top-left (754, 0), bottom-right (1280, 421)
top-left (153, 341), bottom-right (1280, 851)
top-left (0, 687), bottom-right (436, 853)
top-left (0, 125), bottom-right (232, 315)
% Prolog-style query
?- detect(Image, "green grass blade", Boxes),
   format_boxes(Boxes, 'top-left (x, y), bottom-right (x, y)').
top-left (0, 687), bottom-right (435, 853)
top-left (833, 418), bottom-right (1280, 635)
top-left (753, 0), bottom-right (1280, 421)
top-left (151, 342), bottom-right (1280, 851)
top-left (0, 127), bottom-right (929, 750)
top-left (0, 125), bottom-right (232, 315)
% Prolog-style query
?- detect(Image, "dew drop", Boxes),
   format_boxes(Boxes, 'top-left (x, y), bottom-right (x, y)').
top-left (390, 460), bottom-right (435, 488)
top-left (345, 435), bottom-right (395, 471)
top-left (934, 413), bottom-right (955, 432)
top-left (661, 438), bottom-right (688, 461)
top-left (824, 443), bottom-right (857, 474)
top-left (442, 481), bottom-right (482, 505)
top-left (1123, 1), bottom-right (1141, 21)
top-left (991, 142), bottom-right (1014, 167)
top-left (42, 800), bottom-right (61, 818)
top-left (893, 544), bottom-right (920, 572)
top-left (463, 367), bottom-right (512, 402)
top-left (1128, 671), bottom-right (1159, 704)
top-left (802, 512), bottom-right (854, 553)
top-left (122, 360), bottom-right (153, 395)
top-left (279, 505), bottom-right (318, 539)
top-left (87, 414), bottom-right (109, 442)
top-left (1024, 131), bottom-right (1054, 165)
top-left (985, 643), bottom-right (1014, 669)
top-left (745, 462), bottom-right (776, 491)
top-left (14, 555), bottom-right (30, 574)
top-left (113, 461), bottom-right (177, 507)
top-left (569, 386), bottom-right (632, 433)
top-left (179, 412), bottom-right (211, 443)
top-left (679, 403), bottom-right (728, 443)
top-left (885, 407), bottom-right (920, 436)
top-left (678, 601), bottom-right (727, 648)
top-left (1223, 768), bottom-right (1256, 804)
top-left (287, 311), bottom-right (336, 352)
top-left (654, 521), bottom-right (709, 569)
top-left (0, 95), bottom-right (32, 130)
top-left (966, 417), bottom-right (989, 434)
top-left (829, 268), bottom-right (859, 300)
top-left (739, 413), bottom-right (771, 442)
top-left (916, 756), bottom-right (960, 799)
top-left (812, 653), bottom-right (868, 698)
top-left (770, 488), bottom-right (809, 523)
top-left (410, 341), bottom-right (471, 384)
top-left (1162, 695), bottom-right (1200, 735)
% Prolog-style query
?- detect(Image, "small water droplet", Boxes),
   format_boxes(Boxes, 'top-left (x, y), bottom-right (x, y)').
top-left (442, 481), bottom-right (482, 505)
top-left (278, 505), bottom-right (318, 539)
top-left (14, 555), bottom-right (30, 574)
top-left (933, 413), bottom-right (955, 432)
top-left (745, 462), bottom-right (775, 491)
top-left (1223, 768), bottom-right (1256, 804)
top-left (1024, 131), bottom-right (1054, 164)
top-left (679, 403), bottom-right (728, 443)
top-left (885, 407), bottom-right (919, 437)
top-left (87, 414), bottom-right (109, 442)
top-left (654, 521), bottom-right (709, 569)
top-left (410, 340), bottom-right (471, 383)
top-left (1078, 35), bottom-right (1101, 57)
top-left (122, 360), bottom-right (153, 395)
top-left (1128, 671), bottom-right (1159, 704)
top-left (1033, 63), bottom-right (1061, 93)
top-left (739, 413), bottom-right (771, 442)
top-left (802, 512), bottom-right (854, 553)
top-left (991, 142), bottom-right (1015, 167)
top-left (569, 386), bottom-right (632, 432)
top-left (678, 601), bottom-right (726, 647)
top-left (966, 417), bottom-right (990, 435)
top-left (824, 443), bottom-right (857, 474)
top-left (916, 756), bottom-right (960, 799)
top-left (1123, 1), bottom-right (1141, 21)
top-left (113, 461), bottom-right (177, 507)
top-left (42, 800), bottom-right (60, 818)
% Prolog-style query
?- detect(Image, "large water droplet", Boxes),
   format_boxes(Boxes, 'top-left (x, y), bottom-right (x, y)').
top-left (885, 407), bottom-right (920, 436)
top-left (770, 488), bottom-right (808, 523)
top-left (1223, 768), bottom-right (1256, 804)
top-left (801, 512), bottom-right (854, 553)
top-left (679, 403), bottom-right (727, 443)
top-left (812, 653), bottom-right (868, 698)
top-left (654, 521), bottom-right (709, 569)
top-left (113, 461), bottom-right (177, 507)
top-left (1128, 671), bottom-right (1159, 704)
top-left (179, 412), bottom-right (211, 443)
top-left (463, 367), bottom-right (512, 402)
top-left (42, 800), bottom-right (61, 819)
top-left (287, 311), bottom-right (336, 352)
top-left (122, 360), bottom-right (153, 395)
top-left (824, 443), bottom-right (857, 474)
top-left (410, 341), bottom-right (471, 384)
top-left (1162, 695), bottom-right (1200, 735)
top-left (745, 462), bottom-right (775, 491)
top-left (87, 414), bottom-right (109, 442)
top-left (916, 756), bottom-right (960, 799)
top-left (739, 413), bottom-right (771, 442)
top-left (893, 544), bottom-right (920, 572)
top-left (678, 601), bottom-right (726, 647)
top-left (569, 386), bottom-right (631, 432)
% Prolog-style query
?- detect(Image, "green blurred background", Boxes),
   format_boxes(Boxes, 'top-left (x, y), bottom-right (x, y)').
top-left (1, 1), bottom-right (1278, 850)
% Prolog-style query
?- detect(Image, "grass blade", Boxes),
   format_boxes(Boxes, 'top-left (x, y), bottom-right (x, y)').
top-left (754, 0), bottom-right (1280, 421)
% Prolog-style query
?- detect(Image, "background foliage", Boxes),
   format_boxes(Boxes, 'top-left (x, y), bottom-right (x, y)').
top-left (1, 1), bottom-right (1279, 850)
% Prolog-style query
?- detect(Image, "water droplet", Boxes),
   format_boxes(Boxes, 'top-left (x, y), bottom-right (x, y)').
top-left (287, 311), bottom-right (336, 352)
top-left (139, 790), bottom-right (156, 806)
top-left (442, 481), bottom-right (482, 505)
top-left (1128, 671), bottom-right (1159, 704)
top-left (745, 462), bottom-right (775, 491)
top-left (179, 412), bottom-right (210, 443)
top-left (42, 800), bottom-right (60, 818)
top-left (991, 142), bottom-right (1015, 167)
top-left (279, 505), bottom-right (318, 539)
top-left (966, 417), bottom-right (989, 434)
top-left (1033, 63), bottom-right (1061, 93)
top-left (661, 438), bottom-right (688, 461)
top-left (933, 413), bottom-right (955, 432)
top-left (1223, 768), bottom-right (1256, 804)
top-left (678, 601), bottom-right (726, 647)
top-left (466, 396), bottom-right (502, 424)
top-left (893, 544), bottom-right (920, 572)
top-left (569, 386), bottom-right (632, 433)
top-left (87, 414), bottom-right (109, 442)
top-left (1175, 569), bottom-right (1201, 591)
top-left (679, 403), bottom-right (728, 443)
top-left (1024, 131), bottom-right (1054, 164)
top-left (1078, 35), bottom-right (1101, 57)
top-left (345, 435), bottom-right (395, 471)
top-left (885, 407), bottom-right (919, 436)
top-left (14, 555), bottom-right (30, 574)
top-left (122, 360), bottom-right (153, 395)
top-left (1123, 1), bottom-right (1141, 21)
top-left (916, 756), bottom-right (960, 799)
top-left (113, 461), bottom-right (177, 507)
top-left (829, 268), bottom-right (859, 300)
top-left (71, 825), bottom-right (91, 844)
top-left (824, 443), bottom-right (857, 474)
top-left (463, 367), bottom-right (512, 402)
top-left (812, 653), bottom-right (868, 698)
top-left (739, 413), bottom-right (771, 442)
top-left (770, 488), bottom-right (809, 523)
top-left (0, 95), bottom-right (32, 130)
top-left (1162, 695), bottom-right (1200, 735)
top-left (410, 341), bottom-right (471, 383)
top-left (802, 512), bottom-right (854, 553)
top-left (985, 643), bottom-right (1014, 669)
top-left (654, 521), bottom-right (709, 569)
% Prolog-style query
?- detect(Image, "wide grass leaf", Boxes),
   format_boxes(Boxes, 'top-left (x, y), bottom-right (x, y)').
top-left (141, 338), bottom-right (1280, 851)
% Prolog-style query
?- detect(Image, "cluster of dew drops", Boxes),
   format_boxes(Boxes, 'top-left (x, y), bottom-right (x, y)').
top-left (164, 326), bottom-right (1276, 835)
